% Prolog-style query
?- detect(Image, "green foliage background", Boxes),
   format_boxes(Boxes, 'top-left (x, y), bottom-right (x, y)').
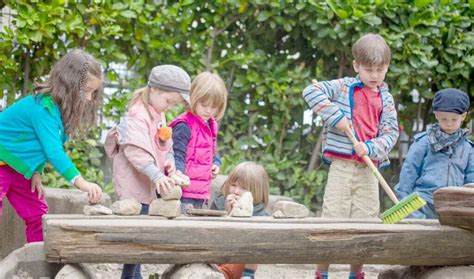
top-left (1, 0), bottom-right (472, 211)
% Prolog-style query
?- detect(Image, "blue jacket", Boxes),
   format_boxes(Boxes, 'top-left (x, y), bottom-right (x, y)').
top-left (302, 77), bottom-right (399, 168)
top-left (0, 95), bottom-right (80, 181)
top-left (395, 131), bottom-right (474, 205)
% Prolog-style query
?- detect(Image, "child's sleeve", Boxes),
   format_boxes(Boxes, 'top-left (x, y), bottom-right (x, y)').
top-left (464, 142), bottom-right (474, 184)
top-left (213, 141), bottom-right (221, 166)
top-left (394, 137), bottom-right (428, 200)
top-left (166, 148), bottom-right (175, 165)
top-left (123, 145), bottom-right (164, 183)
top-left (210, 193), bottom-right (225, 210)
top-left (172, 122), bottom-right (191, 173)
top-left (302, 78), bottom-right (346, 127)
top-left (366, 84), bottom-right (399, 161)
top-left (31, 109), bottom-right (80, 183)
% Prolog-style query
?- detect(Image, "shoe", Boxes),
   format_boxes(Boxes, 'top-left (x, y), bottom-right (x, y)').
top-left (315, 271), bottom-right (328, 279)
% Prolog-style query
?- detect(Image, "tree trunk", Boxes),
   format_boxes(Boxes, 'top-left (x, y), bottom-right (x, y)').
top-left (307, 132), bottom-right (323, 171)
top-left (44, 215), bottom-right (474, 265)
top-left (22, 48), bottom-right (31, 96)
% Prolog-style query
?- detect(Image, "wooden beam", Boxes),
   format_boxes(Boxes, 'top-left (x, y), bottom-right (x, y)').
top-left (43, 215), bottom-right (474, 265)
top-left (434, 186), bottom-right (474, 231)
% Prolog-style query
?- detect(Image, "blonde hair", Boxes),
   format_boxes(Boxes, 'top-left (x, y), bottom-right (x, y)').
top-left (352, 33), bottom-right (391, 67)
top-left (34, 49), bottom-right (103, 138)
top-left (189, 72), bottom-right (228, 121)
top-left (221, 161), bottom-right (269, 206)
top-left (128, 86), bottom-right (155, 118)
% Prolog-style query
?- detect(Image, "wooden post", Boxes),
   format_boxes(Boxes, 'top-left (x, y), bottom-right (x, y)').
top-left (434, 186), bottom-right (474, 231)
top-left (43, 215), bottom-right (474, 265)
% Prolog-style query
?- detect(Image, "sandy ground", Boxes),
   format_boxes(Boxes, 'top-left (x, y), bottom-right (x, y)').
top-left (87, 263), bottom-right (391, 278)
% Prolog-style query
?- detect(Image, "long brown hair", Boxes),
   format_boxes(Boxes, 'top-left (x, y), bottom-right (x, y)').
top-left (34, 49), bottom-right (103, 138)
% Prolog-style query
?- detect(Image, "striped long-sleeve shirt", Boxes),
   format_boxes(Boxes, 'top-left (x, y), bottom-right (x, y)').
top-left (302, 76), bottom-right (399, 168)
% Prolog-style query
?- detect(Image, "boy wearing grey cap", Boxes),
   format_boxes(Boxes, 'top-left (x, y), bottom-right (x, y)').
top-left (395, 88), bottom-right (473, 219)
top-left (104, 64), bottom-right (190, 279)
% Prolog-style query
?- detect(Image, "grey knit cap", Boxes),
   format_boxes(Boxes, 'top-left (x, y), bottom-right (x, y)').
top-left (148, 65), bottom-right (191, 104)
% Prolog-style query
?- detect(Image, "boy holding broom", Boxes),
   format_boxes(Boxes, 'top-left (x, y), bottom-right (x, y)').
top-left (302, 33), bottom-right (399, 279)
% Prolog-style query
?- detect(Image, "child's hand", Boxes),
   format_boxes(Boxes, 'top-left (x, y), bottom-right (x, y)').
top-left (155, 176), bottom-right (175, 196)
top-left (31, 173), bottom-right (45, 199)
top-left (211, 164), bottom-right (220, 178)
top-left (224, 193), bottom-right (238, 213)
top-left (164, 160), bottom-right (176, 174)
top-left (334, 116), bottom-right (351, 133)
top-left (75, 177), bottom-right (102, 204)
top-left (353, 141), bottom-right (369, 157)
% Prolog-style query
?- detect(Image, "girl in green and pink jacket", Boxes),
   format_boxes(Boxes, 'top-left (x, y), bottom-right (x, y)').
top-left (0, 49), bottom-right (103, 242)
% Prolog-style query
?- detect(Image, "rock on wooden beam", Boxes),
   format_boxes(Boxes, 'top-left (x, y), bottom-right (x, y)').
top-left (43, 215), bottom-right (474, 266)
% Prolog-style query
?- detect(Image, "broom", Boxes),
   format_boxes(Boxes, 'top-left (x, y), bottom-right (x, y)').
top-left (344, 130), bottom-right (426, 224)
top-left (310, 79), bottom-right (426, 223)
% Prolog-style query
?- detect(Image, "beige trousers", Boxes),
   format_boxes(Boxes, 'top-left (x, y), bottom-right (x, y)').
top-left (322, 159), bottom-right (379, 218)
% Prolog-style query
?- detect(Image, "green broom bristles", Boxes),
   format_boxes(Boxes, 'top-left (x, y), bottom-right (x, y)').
top-left (381, 192), bottom-right (427, 224)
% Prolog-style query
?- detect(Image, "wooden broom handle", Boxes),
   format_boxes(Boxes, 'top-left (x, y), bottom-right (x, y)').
top-left (344, 130), bottom-right (399, 204)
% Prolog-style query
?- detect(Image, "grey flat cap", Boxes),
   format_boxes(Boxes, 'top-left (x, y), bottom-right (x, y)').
top-left (432, 88), bottom-right (470, 114)
top-left (148, 65), bottom-right (191, 104)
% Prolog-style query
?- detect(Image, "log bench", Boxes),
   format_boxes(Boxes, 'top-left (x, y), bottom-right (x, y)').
top-left (43, 214), bottom-right (474, 266)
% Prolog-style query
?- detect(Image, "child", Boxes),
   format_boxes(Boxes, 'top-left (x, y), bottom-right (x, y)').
top-left (302, 33), bottom-right (399, 279)
top-left (169, 71), bottom-right (228, 211)
top-left (105, 64), bottom-right (191, 279)
top-left (395, 88), bottom-right (473, 219)
top-left (0, 49), bottom-right (103, 243)
top-left (211, 161), bottom-right (270, 279)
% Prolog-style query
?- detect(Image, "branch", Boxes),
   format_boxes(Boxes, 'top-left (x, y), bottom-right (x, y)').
top-left (22, 48), bottom-right (31, 96)
top-left (206, 17), bottom-right (239, 71)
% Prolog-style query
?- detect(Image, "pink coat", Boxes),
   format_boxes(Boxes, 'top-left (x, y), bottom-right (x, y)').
top-left (105, 101), bottom-right (171, 204)
top-left (169, 112), bottom-right (217, 200)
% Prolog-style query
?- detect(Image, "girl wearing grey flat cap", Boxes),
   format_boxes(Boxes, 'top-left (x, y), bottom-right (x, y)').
top-left (105, 64), bottom-right (191, 279)
top-left (395, 88), bottom-right (473, 219)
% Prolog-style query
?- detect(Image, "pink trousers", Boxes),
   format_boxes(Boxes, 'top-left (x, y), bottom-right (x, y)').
top-left (0, 165), bottom-right (48, 242)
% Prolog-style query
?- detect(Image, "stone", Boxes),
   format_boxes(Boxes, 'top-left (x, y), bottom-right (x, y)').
top-left (161, 186), bottom-right (183, 201)
top-left (272, 201), bottom-right (309, 218)
top-left (229, 192), bottom-right (253, 217)
top-left (149, 199), bottom-right (181, 218)
top-left (161, 264), bottom-right (224, 279)
top-left (55, 264), bottom-right (88, 279)
top-left (170, 172), bottom-right (191, 187)
top-left (110, 199), bottom-right (142, 215)
top-left (378, 265), bottom-right (474, 279)
top-left (0, 242), bottom-right (62, 279)
top-left (83, 204), bottom-right (113, 216)
top-left (272, 210), bottom-right (286, 218)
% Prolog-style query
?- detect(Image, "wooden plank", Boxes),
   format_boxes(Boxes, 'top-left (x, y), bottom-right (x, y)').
top-left (434, 186), bottom-right (474, 231)
top-left (43, 215), bottom-right (474, 265)
top-left (43, 214), bottom-right (441, 225)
